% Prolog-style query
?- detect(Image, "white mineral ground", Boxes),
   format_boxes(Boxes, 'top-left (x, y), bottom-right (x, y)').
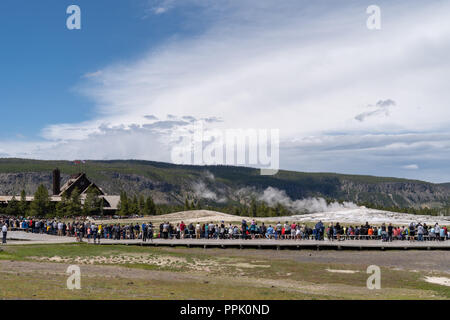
top-left (91, 208), bottom-right (450, 226)
top-left (424, 276), bottom-right (450, 287)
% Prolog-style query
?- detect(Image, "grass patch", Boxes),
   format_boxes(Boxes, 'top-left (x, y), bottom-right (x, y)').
top-left (1, 244), bottom-right (449, 299)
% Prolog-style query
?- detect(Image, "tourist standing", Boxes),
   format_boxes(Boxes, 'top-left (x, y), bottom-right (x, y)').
top-left (435, 223), bottom-right (441, 241)
top-left (327, 223), bottom-right (334, 241)
top-left (241, 220), bottom-right (248, 240)
top-left (409, 222), bottom-right (416, 242)
top-left (276, 222), bottom-right (282, 240)
top-left (335, 223), bottom-right (342, 241)
top-left (314, 221), bottom-right (324, 240)
top-left (142, 223), bottom-right (148, 242)
top-left (92, 224), bottom-right (99, 244)
top-left (163, 222), bottom-right (169, 239)
top-left (387, 223), bottom-right (394, 242)
top-left (180, 221), bottom-right (186, 239)
top-left (195, 223), bottom-right (201, 239)
top-left (147, 223), bottom-right (153, 242)
top-left (2, 223), bottom-right (8, 244)
top-left (417, 223), bottom-right (424, 241)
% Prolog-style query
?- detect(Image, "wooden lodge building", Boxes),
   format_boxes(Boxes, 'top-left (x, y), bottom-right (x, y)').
top-left (0, 169), bottom-right (120, 214)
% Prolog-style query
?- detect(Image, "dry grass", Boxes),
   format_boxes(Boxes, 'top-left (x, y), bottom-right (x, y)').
top-left (1, 244), bottom-right (449, 300)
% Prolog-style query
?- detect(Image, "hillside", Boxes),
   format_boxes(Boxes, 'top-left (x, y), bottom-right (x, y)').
top-left (0, 158), bottom-right (449, 211)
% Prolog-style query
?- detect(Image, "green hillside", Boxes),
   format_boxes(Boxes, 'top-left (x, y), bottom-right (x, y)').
top-left (0, 158), bottom-right (449, 213)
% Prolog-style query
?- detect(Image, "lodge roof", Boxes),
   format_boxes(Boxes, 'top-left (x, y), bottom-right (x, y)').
top-left (58, 173), bottom-right (105, 197)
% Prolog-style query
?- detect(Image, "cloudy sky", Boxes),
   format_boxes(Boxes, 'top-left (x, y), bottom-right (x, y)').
top-left (1, 0), bottom-right (450, 182)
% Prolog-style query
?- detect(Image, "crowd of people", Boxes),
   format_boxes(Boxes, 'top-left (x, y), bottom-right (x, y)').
top-left (1, 216), bottom-right (449, 243)
top-left (0, 217), bottom-right (141, 244)
top-left (156, 220), bottom-right (449, 242)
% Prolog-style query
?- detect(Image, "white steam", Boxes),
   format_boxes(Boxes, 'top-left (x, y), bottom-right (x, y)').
top-left (192, 181), bottom-right (217, 200)
top-left (259, 187), bottom-right (359, 213)
top-left (191, 180), bottom-right (227, 203)
top-left (203, 170), bottom-right (215, 181)
top-left (191, 182), bottom-right (359, 213)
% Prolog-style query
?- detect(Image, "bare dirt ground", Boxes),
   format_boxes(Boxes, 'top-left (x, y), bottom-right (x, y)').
top-left (0, 260), bottom-right (194, 282)
top-left (5, 247), bottom-right (449, 274)
top-left (0, 255), bottom-right (444, 300)
top-left (190, 248), bottom-right (450, 274)
top-left (1, 244), bottom-right (449, 299)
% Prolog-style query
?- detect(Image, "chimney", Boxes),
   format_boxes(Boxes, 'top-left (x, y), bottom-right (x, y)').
top-left (53, 168), bottom-right (61, 195)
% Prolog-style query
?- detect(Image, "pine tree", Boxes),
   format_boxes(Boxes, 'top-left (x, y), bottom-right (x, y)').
top-left (30, 185), bottom-right (50, 217)
top-left (259, 202), bottom-right (268, 217)
top-left (55, 193), bottom-right (69, 217)
top-left (83, 188), bottom-right (101, 216)
top-left (99, 197), bottom-right (105, 216)
top-left (6, 196), bottom-right (19, 216)
top-left (144, 195), bottom-right (156, 216)
top-left (67, 187), bottom-right (82, 216)
top-left (251, 199), bottom-right (258, 217)
top-left (118, 191), bottom-right (129, 216)
top-left (19, 190), bottom-right (28, 216)
top-left (138, 195), bottom-right (145, 215)
top-left (130, 195), bottom-right (139, 216)
top-left (275, 203), bottom-right (281, 216)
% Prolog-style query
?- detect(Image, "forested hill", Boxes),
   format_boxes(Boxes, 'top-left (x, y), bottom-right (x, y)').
top-left (0, 158), bottom-right (449, 211)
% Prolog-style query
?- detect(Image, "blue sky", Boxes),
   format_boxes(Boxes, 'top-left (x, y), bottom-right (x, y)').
top-left (1, 0), bottom-right (450, 182)
top-left (0, 0), bottom-right (194, 138)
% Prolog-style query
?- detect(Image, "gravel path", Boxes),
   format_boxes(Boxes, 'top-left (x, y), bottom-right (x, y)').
top-left (5, 231), bottom-right (77, 244)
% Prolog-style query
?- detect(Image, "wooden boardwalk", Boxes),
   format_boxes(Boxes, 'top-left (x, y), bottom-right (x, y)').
top-left (4, 231), bottom-right (450, 250)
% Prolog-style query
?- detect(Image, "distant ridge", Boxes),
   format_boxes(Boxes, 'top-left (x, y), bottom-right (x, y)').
top-left (0, 158), bottom-right (448, 210)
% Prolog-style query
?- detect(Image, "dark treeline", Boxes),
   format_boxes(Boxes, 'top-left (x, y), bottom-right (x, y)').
top-left (0, 185), bottom-right (107, 218)
top-left (357, 201), bottom-right (450, 217)
top-left (1, 183), bottom-right (449, 218)
top-left (0, 184), bottom-right (159, 218)
top-left (116, 191), bottom-right (157, 216)
top-left (179, 198), bottom-right (295, 218)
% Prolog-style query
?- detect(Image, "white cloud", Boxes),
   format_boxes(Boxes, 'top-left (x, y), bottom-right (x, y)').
top-left (402, 164), bottom-right (419, 170)
top-left (3, 0), bottom-right (450, 182)
top-left (148, 0), bottom-right (176, 15)
top-left (74, 0), bottom-right (450, 138)
top-left (154, 7), bottom-right (168, 14)
top-left (82, 70), bottom-right (103, 79)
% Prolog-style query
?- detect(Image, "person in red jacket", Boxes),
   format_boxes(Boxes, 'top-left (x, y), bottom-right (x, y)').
top-left (180, 221), bottom-right (186, 239)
